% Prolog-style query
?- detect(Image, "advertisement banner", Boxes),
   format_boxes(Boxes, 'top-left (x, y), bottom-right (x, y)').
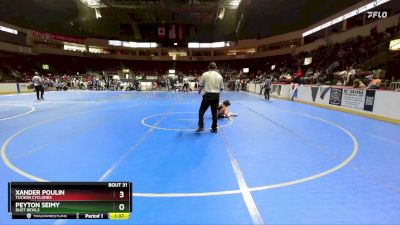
top-left (32, 31), bottom-right (84, 44)
top-left (271, 84), bottom-right (281, 96)
top-left (364, 89), bottom-right (376, 112)
top-left (319, 87), bottom-right (331, 100)
top-left (290, 86), bottom-right (298, 101)
top-left (341, 89), bottom-right (365, 110)
top-left (329, 88), bottom-right (342, 106)
top-left (311, 86), bottom-right (319, 102)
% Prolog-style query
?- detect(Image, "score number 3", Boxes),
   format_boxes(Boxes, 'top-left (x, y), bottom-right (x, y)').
top-left (118, 191), bottom-right (126, 211)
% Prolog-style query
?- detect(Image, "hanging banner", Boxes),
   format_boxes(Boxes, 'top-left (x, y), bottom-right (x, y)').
top-left (158, 26), bottom-right (166, 39)
top-left (178, 25), bottom-right (184, 40)
top-left (32, 31), bottom-right (84, 44)
top-left (169, 24), bottom-right (176, 40)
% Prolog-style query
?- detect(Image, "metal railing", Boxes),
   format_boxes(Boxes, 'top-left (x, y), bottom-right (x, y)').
top-left (390, 82), bottom-right (400, 90)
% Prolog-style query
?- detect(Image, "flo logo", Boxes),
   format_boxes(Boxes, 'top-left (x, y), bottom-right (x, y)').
top-left (367, 11), bottom-right (388, 19)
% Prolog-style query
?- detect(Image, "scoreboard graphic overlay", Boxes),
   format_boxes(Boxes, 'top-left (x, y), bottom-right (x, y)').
top-left (8, 182), bottom-right (132, 220)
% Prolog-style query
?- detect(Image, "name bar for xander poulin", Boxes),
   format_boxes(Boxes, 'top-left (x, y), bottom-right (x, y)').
top-left (11, 212), bottom-right (130, 220)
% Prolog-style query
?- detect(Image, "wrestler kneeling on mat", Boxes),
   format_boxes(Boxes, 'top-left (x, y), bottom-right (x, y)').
top-left (218, 100), bottom-right (237, 119)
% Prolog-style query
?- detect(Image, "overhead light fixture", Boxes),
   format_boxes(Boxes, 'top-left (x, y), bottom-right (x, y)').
top-left (89, 0), bottom-right (101, 7)
top-left (110, 40), bottom-right (158, 48)
top-left (108, 40), bottom-right (122, 46)
top-left (230, 0), bottom-right (241, 7)
top-left (95, 8), bottom-right (102, 19)
top-left (64, 44), bottom-right (87, 52)
top-left (80, 0), bottom-right (103, 8)
top-left (389, 39), bottom-right (400, 51)
top-left (188, 42), bottom-right (200, 48)
top-left (211, 42), bottom-right (225, 48)
top-left (235, 13), bottom-right (244, 34)
top-left (0, 25), bottom-right (18, 35)
top-left (217, 7), bottom-right (225, 20)
top-left (174, 43), bottom-right (178, 46)
top-left (188, 42), bottom-right (229, 48)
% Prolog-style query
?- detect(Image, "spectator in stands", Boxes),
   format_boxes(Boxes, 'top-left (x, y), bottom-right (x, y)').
top-left (353, 79), bottom-right (366, 88)
top-left (347, 65), bottom-right (356, 85)
top-left (182, 76), bottom-right (190, 92)
top-left (305, 68), bottom-right (314, 83)
top-left (125, 82), bottom-right (132, 91)
top-left (166, 78), bottom-right (171, 91)
top-left (293, 66), bottom-right (304, 84)
top-left (135, 80), bottom-right (141, 91)
top-left (339, 67), bottom-right (348, 85)
top-left (116, 80), bottom-right (121, 91)
top-left (312, 68), bottom-right (321, 84)
top-left (368, 76), bottom-right (381, 89)
top-left (32, 72), bottom-right (45, 100)
top-left (235, 79), bottom-right (240, 91)
top-left (152, 81), bottom-right (158, 90)
top-left (383, 31), bottom-right (391, 41)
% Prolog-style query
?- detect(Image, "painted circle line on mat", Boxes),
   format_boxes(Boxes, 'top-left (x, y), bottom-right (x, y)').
top-left (0, 104), bottom-right (35, 121)
top-left (1, 110), bottom-right (358, 197)
top-left (141, 112), bottom-right (234, 131)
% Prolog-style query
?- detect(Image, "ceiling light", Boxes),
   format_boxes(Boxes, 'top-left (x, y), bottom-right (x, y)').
top-left (230, 0), bottom-right (241, 7)
top-left (217, 7), bottom-right (225, 20)
top-left (0, 25), bottom-right (18, 35)
top-left (95, 8), bottom-right (102, 19)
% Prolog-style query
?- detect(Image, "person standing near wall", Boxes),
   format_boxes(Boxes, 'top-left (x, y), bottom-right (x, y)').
top-left (182, 75), bottom-right (190, 92)
top-left (264, 76), bottom-right (272, 100)
top-left (196, 62), bottom-right (224, 133)
top-left (32, 72), bottom-right (44, 100)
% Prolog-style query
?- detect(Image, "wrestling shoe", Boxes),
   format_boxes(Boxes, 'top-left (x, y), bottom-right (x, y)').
top-left (195, 127), bottom-right (204, 133)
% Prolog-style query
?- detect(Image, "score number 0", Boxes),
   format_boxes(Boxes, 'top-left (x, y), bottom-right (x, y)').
top-left (119, 191), bottom-right (125, 211)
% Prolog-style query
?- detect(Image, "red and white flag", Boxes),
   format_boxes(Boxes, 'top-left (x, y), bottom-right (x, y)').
top-left (169, 25), bottom-right (176, 39)
top-left (158, 26), bottom-right (166, 38)
top-left (178, 25), bottom-right (184, 40)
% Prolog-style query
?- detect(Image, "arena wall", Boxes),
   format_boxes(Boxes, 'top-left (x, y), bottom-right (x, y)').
top-left (0, 83), bottom-right (31, 94)
top-left (247, 83), bottom-right (400, 124)
top-left (0, 41), bottom-right (32, 54)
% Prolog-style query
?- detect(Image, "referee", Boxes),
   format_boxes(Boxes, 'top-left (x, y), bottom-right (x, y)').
top-left (196, 62), bottom-right (224, 133)
top-left (32, 72), bottom-right (45, 100)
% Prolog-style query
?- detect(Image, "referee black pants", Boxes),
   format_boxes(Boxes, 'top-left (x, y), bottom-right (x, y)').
top-left (198, 93), bottom-right (220, 130)
top-left (35, 85), bottom-right (44, 100)
top-left (264, 88), bottom-right (270, 100)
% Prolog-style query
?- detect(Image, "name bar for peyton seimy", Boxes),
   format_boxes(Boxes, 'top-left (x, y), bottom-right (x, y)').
top-left (11, 212), bottom-right (130, 220)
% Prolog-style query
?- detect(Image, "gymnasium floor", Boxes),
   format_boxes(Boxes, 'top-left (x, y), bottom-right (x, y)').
top-left (0, 90), bottom-right (399, 225)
